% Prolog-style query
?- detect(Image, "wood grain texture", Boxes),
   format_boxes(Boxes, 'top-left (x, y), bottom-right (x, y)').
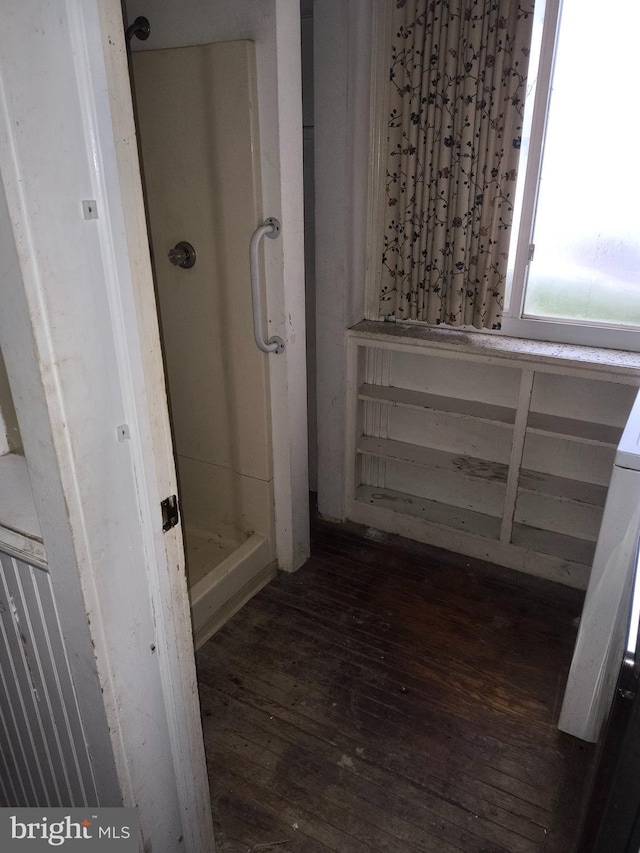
top-left (197, 518), bottom-right (594, 852)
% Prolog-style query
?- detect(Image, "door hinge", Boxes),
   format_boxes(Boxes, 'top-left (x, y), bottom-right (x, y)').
top-left (161, 495), bottom-right (179, 531)
top-left (528, 243), bottom-right (535, 263)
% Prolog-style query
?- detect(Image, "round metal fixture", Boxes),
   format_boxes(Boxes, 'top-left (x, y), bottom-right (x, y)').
top-left (168, 241), bottom-right (197, 269)
top-left (264, 217), bottom-right (281, 239)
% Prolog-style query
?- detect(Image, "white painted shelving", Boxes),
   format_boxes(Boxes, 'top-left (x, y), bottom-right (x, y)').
top-left (346, 321), bottom-right (640, 589)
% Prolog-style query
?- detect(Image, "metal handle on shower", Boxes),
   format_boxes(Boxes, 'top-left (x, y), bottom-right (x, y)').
top-left (249, 218), bottom-right (285, 355)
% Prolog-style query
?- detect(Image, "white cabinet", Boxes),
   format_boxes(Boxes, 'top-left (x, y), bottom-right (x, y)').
top-left (346, 322), bottom-right (640, 588)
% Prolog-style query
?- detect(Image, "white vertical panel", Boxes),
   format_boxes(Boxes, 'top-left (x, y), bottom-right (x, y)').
top-left (0, 551), bottom-right (96, 807)
top-left (131, 42), bottom-right (272, 487)
top-left (315, 0), bottom-right (374, 521)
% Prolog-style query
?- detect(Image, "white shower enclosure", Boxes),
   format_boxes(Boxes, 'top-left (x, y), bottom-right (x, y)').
top-left (131, 39), bottom-right (293, 646)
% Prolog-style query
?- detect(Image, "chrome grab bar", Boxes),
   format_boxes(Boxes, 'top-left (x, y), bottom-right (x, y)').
top-left (249, 217), bottom-right (285, 354)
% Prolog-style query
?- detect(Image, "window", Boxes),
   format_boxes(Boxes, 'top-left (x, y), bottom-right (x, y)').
top-left (504, 0), bottom-right (640, 351)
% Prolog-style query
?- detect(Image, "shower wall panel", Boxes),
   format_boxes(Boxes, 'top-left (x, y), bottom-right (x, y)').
top-left (132, 41), bottom-right (275, 547)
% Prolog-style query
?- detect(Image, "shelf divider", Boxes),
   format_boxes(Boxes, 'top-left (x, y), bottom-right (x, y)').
top-left (500, 370), bottom-right (535, 544)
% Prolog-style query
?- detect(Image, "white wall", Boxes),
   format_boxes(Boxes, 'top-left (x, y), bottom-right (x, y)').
top-left (314, 0), bottom-right (372, 520)
top-left (125, 0), bottom-right (310, 570)
top-left (125, 0), bottom-right (283, 219)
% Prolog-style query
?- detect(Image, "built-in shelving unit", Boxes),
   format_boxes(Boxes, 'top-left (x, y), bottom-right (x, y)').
top-left (347, 321), bottom-right (640, 589)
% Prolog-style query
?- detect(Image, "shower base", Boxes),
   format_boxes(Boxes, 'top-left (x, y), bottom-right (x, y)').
top-left (185, 525), bottom-right (247, 588)
top-left (185, 525), bottom-right (276, 649)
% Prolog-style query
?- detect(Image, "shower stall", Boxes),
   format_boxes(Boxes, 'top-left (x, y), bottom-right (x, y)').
top-left (130, 39), bottom-right (278, 648)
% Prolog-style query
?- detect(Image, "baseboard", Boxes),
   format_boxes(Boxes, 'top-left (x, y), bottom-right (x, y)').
top-left (192, 560), bottom-right (277, 650)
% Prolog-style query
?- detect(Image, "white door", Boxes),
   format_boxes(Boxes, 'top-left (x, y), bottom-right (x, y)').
top-left (0, 0), bottom-right (216, 847)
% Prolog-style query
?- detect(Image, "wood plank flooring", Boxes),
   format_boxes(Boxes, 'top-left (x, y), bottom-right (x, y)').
top-left (196, 520), bottom-right (595, 852)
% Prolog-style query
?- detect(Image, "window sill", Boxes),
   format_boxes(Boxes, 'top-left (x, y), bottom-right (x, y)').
top-left (0, 453), bottom-right (46, 567)
top-left (349, 320), bottom-right (640, 379)
top-left (501, 315), bottom-right (640, 356)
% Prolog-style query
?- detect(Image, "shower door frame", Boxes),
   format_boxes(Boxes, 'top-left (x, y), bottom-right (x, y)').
top-left (125, 1), bottom-right (310, 576)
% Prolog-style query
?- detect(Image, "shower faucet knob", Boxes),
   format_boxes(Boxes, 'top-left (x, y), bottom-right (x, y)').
top-left (168, 241), bottom-right (197, 269)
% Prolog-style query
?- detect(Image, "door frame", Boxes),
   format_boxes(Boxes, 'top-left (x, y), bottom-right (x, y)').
top-left (268, 0), bottom-right (311, 572)
top-left (125, 0), bottom-right (310, 574)
top-left (95, 2), bottom-right (216, 845)
top-left (102, 0), bottom-right (309, 826)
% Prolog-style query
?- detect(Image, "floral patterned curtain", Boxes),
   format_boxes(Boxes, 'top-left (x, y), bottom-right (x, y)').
top-left (378, 0), bottom-right (534, 329)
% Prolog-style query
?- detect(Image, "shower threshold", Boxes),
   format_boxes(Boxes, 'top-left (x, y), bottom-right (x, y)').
top-left (185, 526), bottom-right (276, 649)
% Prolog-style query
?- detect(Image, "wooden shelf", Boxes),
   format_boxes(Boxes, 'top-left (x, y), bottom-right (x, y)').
top-left (358, 384), bottom-right (516, 426)
top-left (356, 484), bottom-right (502, 541)
top-left (514, 491), bottom-right (603, 544)
top-left (527, 412), bottom-right (622, 447)
top-left (518, 469), bottom-right (608, 507)
top-left (511, 523), bottom-right (596, 567)
top-left (357, 436), bottom-right (508, 482)
top-left (347, 333), bottom-right (638, 588)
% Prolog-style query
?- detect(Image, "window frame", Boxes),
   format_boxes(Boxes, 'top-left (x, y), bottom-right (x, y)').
top-left (502, 0), bottom-right (640, 352)
top-left (365, 0), bottom-right (640, 354)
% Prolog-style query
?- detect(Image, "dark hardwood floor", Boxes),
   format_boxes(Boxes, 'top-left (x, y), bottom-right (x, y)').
top-left (196, 520), bottom-right (595, 852)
